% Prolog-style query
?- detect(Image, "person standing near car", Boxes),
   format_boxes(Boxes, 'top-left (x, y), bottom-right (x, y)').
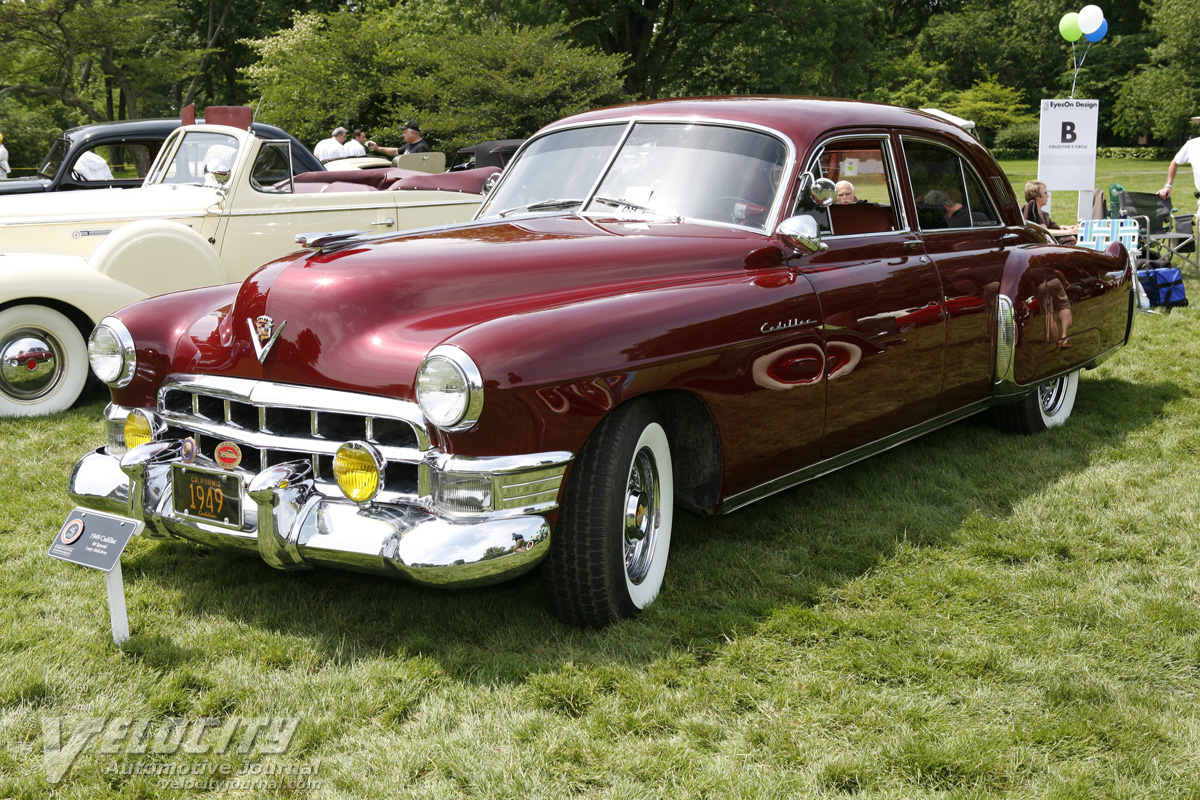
top-left (367, 122), bottom-right (431, 159)
top-left (0, 133), bottom-right (10, 178)
top-left (1158, 115), bottom-right (1200, 217)
top-left (343, 129), bottom-right (368, 157)
top-left (313, 126), bottom-right (348, 163)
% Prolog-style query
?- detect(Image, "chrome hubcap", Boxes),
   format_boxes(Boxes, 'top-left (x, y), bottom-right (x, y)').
top-left (0, 328), bottom-right (64, 402)
top-left (1038, 375), bottom-right (1067, 416)
top-left (623, 446), bottom-right (660, 585)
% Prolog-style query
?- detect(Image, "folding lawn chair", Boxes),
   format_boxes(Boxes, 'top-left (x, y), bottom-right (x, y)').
top-left (1077, 218), bottom-right (1154, 310)
top-left (1116, 190), bottom-right (1199, 276)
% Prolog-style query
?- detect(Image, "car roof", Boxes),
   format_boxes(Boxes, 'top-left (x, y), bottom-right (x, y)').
top-left (543, 96), bottom-right (978, 148)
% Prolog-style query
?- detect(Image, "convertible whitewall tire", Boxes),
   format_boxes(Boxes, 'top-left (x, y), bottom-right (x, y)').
top-left (0, 305), bottom-right (89, 417)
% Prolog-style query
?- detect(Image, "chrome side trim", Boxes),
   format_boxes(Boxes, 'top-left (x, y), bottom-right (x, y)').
top-left (223, 198), bottom-right (481, 218)
top-left (0, 212), bottom-right (208, 228)
top-left (720, 399), bottom-right (991, 513)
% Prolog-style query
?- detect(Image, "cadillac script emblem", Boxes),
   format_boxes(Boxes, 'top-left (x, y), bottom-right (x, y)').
top-left (248, 315), bottom-right (286, 364)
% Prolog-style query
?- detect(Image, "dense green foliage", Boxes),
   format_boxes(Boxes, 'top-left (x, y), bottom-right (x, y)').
top-left (0, 0), bottom-right (1195, 166)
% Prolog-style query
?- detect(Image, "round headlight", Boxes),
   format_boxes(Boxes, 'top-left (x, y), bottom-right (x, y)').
top-left (123, 409), bottom-right (163, 450)
top-left (88, 318), bottom-right (136, 387)
top-left (333, 441), bottom-right (386, 504)
top-left (415, 345), bottom-right (483, 432)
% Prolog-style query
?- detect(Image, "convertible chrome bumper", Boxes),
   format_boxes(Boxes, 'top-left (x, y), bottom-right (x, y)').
top-left (68, 439), bottom-right (567, 588)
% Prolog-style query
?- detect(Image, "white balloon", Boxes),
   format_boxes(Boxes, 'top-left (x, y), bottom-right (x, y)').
top-left (1078, 4), bottom-right (1105, 35)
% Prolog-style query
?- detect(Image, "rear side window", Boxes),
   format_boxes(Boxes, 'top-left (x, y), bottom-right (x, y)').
top-left (902, 139), bottom-right (999, 230)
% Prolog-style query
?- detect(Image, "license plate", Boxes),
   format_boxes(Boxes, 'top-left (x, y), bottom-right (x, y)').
top-left (172, 465), bottom-right (242, 528)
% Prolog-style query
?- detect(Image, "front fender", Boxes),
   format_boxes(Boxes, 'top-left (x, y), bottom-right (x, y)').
top-left (90, 219), bottom-right (226, 297)
top-left (0, 252), bottom-right (146, 324)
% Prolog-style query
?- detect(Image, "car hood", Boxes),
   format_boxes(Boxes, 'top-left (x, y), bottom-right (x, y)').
top-left (0, 183), bottom-right (220, 224)
top-left (188, 216), bottom-right (784, 397)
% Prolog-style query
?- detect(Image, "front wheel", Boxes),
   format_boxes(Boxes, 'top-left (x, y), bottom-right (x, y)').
top-left (0, 305), bottom-right (89, 417)
top-left (993, 369), bottom-right (1080, 434)
top-left (543, 400), bottom-right (674, 627)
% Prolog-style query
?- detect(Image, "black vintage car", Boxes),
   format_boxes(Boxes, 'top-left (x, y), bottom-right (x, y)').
top-left (0, 117), bottom-right (324, 195)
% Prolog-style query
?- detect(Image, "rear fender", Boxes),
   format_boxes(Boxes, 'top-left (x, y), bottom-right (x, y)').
top-left (998, 240), bottom-right (1131, 391)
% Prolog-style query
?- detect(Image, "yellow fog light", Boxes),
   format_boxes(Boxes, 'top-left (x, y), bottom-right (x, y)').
top-left (333, 441), bottom-right (386, 505)
top-left (123, 409), bottom-right (161, 450)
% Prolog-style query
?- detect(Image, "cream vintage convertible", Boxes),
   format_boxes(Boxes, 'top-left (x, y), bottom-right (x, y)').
top-left (0, 119), bottom-right (493, 416)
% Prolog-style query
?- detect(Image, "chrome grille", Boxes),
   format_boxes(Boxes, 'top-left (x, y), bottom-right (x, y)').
top-left (157, 375), bottom-right (430, 502)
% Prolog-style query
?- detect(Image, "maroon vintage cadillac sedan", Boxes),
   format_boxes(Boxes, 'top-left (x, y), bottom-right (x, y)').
top-left (68, 97), bottom-right (1133, 627)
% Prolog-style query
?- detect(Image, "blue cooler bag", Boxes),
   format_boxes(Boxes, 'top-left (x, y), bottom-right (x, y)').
top-left (1136, 265), bottom-right (1189, 309)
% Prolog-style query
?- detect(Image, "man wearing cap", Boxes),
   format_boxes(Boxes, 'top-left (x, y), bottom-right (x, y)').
top-left (1157, 116), bottom-right (1200, 216)
top-left (0, 133), bottom-right (10, 179)
top-left (367, 122), bottom-right (431, 159)
top-left (313, 126), bottom-right (348, 163)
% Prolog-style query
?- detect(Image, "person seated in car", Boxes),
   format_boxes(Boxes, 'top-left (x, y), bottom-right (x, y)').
top-left (835, 180), bottom-right (862, 204)
top-left (1023, 180), bottom-right (1077, 245)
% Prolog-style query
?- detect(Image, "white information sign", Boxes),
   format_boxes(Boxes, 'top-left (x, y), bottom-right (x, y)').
top-left (1038, 99), bottom-right (1099, 220)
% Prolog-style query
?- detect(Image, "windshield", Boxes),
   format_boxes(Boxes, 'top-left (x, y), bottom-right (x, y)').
top-left (38, 138), bottom-right (70, 179)
top-left (478, 121), bottom-right (789, 231)
top-left (145, 131), bottom-right (240, 187)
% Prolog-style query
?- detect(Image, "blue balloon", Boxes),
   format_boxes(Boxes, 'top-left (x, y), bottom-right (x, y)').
top-left (1085, 19), bottom-right (1108, 42)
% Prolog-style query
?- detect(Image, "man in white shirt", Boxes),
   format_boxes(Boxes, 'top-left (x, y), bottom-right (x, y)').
top-left (313, 127), bottom-right (348, 163)
top-left (0, 133), bottom-right (10, 178)
top-left (342, 129), bottom-right (367, 158)
top-left (1158, 115), bottom-right (1200, 215)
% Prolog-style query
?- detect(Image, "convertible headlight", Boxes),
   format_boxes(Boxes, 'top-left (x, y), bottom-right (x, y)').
top-left (415, 345), bottom-right (483, 432)
top-left (88, 318), bottom-right (136, 387)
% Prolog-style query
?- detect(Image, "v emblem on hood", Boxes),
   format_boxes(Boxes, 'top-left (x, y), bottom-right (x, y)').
top-left (249, 316), bottom-right (286, 364)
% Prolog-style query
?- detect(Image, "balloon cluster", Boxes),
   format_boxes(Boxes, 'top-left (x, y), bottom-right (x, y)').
top-left (1059, 5), bottom-right (1108, 43)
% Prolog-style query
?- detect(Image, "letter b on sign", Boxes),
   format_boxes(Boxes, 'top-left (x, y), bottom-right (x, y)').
top-left (1061, 121), bottom-right (1077, 144)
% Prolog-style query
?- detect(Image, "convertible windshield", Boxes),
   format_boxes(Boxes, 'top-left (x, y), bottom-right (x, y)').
top-left (479, 121), bottom-right (788, 231)
top-left (145, 131), bottom-right (240, 187)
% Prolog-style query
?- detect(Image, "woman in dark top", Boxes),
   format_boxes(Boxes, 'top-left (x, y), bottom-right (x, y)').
top-left (1023, 180), bottom-right (1078, 245)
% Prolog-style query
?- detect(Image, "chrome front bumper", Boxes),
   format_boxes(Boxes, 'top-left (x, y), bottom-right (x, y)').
top-left (68, 440), bottom-right (564, 588)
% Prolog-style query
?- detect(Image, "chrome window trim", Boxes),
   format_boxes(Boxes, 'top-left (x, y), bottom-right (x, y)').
top-left (800, 132), bottom-right (910, 236)
top-left (898, 134), bottom-right (1005, 232)
top-left (479, 116), bottom-right (798, 236)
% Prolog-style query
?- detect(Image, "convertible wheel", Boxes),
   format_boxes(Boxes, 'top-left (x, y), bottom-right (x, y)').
top-left (0, 305), bottom-right (89, 417)
top-left (993, 369), bottom-right (1080, 434)
top-left (543, 400), bottom-right (674, 627)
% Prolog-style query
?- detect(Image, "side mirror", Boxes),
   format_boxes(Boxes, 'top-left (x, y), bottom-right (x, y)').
top-left (777, 215), bottom-right (827, 254)
top-left (809, 177), bottom-right (836, 208)
top-left (483, 172), bottom-right (501, 195)
top-left (205, 158), bottom-right (232, 186)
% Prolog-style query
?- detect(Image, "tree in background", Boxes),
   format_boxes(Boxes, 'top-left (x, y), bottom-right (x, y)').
top-left (243, 7), bottom-right (626, 153)
top-left (1114, 0), bottom-right (1200, 141)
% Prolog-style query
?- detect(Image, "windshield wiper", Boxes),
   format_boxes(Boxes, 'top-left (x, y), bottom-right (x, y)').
top-left (590, 195), bottom-right (679, 221)
top-left (498, 198), bottom-right (582, 217)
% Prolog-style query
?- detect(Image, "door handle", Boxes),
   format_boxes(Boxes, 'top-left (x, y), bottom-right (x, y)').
top-left (373, 218), bottom-right (395, 226)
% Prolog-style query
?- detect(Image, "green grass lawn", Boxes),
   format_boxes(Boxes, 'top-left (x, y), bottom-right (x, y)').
top-left (2, 163), bottom-right (1200, 798)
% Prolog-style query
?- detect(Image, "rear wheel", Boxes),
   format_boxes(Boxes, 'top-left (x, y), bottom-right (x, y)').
top-left (0, 305), bottom-right (89, 417)
top-left (543, 400), bottom-right (674, 627)
top-left (993, 370), bottom-right (1080, 434)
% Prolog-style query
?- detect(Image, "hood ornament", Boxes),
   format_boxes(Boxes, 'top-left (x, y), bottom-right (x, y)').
top-left (249, 315), bottom-right (287, 364)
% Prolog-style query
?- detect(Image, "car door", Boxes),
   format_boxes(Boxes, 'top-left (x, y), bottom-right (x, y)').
top-left (897, 135), bottom-right (1012, 412)
top-left (790, 134), bottom-right (948, 457)
top-left (216, 139), bottom-right (401, 278)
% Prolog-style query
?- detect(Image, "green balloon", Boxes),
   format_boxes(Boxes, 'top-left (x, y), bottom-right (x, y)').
top-left (1059, 12), bottom-right (1083, 42)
